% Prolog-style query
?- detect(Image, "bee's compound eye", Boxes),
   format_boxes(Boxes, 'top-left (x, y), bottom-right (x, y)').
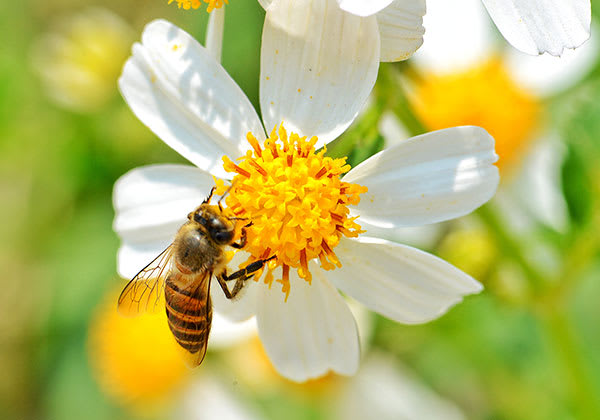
top-left (194, 213), bottom-right (208, 226)
top-left (213, 230), bottom-right (234, 245)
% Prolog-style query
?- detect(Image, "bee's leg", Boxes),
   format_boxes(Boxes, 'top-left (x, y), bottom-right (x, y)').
top-left (217, 256), bottom-right (275, 299)
top-left (203, 187), bottom-right (216, 204)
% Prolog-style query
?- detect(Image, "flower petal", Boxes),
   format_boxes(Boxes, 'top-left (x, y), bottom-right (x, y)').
top-left (376, 0), bottom-right (426, 61)
top-left (260, 0), bottom-right (380, 147)
top-left (344, 126), bottom-right (499, 227)
top-left (256, 268), bottom-right (360, 382)
top-left (257, 0), bottom-right (273, 9)
top-left (113, 164), bottom-right (214, 277)
top-left (329, 236), bottom-right (482, 324)
top-left (119, 20), bottom-right (265, 178)
top-left (481, 0), bottom-right (591, 56)
top-left (337, 0), bottom-right (394, 17)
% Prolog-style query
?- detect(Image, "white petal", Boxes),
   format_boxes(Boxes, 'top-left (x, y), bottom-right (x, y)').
top-left (329, 237), bottom-right (483, 324)
top-left (344, 126), bottom-right (499, 227)
top-left (117, 239), bottom-right (172, 279)
top-left (113, 164), bottom-right (213, 277)
top-left (119, 20), bottom-right (265, 178)
top-left (260, 0), bottom-right (380, 147)
top-left (337, 0), bottom-right (394, 17)
top-left (257, 0), bottom-right (273, 9)
top-left (412, 0), bottom-right (494, 74)
top-left (256, 268), bottom-right (360, 382)
top-left (481, 0), bottom-right (591, 56)
top-left (208, 313), bottom-right (257, 349)
top-left (205, 6), bottom-right (225, 62)
top-left (376, 0), bottom-right (426, 62)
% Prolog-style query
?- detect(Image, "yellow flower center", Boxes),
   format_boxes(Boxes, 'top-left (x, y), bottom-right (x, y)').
top-left (217, 125), bottom-right (367, 299)
top-left (167, 0), bottom-right (228, 12)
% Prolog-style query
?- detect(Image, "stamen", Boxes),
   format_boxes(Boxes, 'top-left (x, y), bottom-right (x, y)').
top-left (222, 124), bottom-right (366, 296)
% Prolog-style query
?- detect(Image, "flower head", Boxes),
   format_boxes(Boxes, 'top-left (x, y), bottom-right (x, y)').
top-left (88, 286), bottom-right (189, 412)
top-left (115, 1), bottom-right (499, 382)
top-left (168, 0), bottom-right (228, 12)
top-left (219, 125), bottom-right (367, 297)
top-left (31, 8), bottom-right (134, 112)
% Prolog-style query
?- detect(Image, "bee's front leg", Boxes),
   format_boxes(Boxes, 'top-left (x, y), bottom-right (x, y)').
top-left (217, 256), bottom-right (275, 299)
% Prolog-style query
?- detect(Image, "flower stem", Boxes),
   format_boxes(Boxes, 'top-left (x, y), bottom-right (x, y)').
top-left (539, 306), bottom-right (600, 420)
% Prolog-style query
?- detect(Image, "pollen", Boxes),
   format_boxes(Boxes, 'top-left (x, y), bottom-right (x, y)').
top-left (167, 0), bottom-right (228, 12)
top-left (219, 124), bottom-right (367, 299)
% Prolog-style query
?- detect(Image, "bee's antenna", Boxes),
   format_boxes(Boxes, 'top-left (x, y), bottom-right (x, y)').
top-left (218, 182), bottom-right (235, 210)
top-left (203, 187), bottom-right (216, 204)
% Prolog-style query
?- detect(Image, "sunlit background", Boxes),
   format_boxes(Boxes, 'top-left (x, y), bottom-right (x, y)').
top-left (3, 0), bottom-right (600, 419)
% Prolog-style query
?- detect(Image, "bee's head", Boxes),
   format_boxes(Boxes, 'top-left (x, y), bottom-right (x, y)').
top-left (189, 205), bottom-right (235, 245)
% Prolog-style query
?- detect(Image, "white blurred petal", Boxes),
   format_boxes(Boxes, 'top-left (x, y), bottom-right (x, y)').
top-left (256, 268), bottom-right (360, 382)
top-left (181, 378), bottom-right (263, 420)
top-left (329, 236), bottom-right (483, 324)
top-left (119, 20), bottom-right (265, 178)
top-left (344, 126), bottom-right (499, 228)
top-left (376, 0), bottom-right (426, 62)
top-left (335, 353), bottom-right (467, 420)
top-left (113, 164), bottom-right (213, 278)
top-left (260, 0), bottom-right (380, 147)
top-left (257, 0), bottom-right (273, 9)
top-left (337, 0), bottom-right (394, 17)
top-left (481, 0), bottom-right (591, 56)
top-left (209, 313), bottom-right (257, 349)
top-left (506, 26), bottom-right (599, 96)
top-left (413, 0), bottom-right (493, 73)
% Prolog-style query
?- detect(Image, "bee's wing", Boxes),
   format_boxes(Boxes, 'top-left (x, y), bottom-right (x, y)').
top-left (169, 273), bottom-right (213, 368)
top-left (117, 245), bottom-right (174, 317)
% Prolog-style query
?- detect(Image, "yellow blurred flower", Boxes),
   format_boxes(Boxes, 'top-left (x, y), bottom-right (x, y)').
top-left (88, 285), bottom-right (190, 413)
top-left (31, 8), bottom-right (134, 112)
top-left (437, 228), bottom-right (497, 281)
top-left (413, 59), bottom-right (540, 173)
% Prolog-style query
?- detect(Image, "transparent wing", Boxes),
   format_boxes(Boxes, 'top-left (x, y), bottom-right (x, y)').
top-left (117, 244), bottom-right (174, 317)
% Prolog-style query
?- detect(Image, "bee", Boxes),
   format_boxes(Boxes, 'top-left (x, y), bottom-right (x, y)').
top-left (117, 187), bottom-right (273, 367)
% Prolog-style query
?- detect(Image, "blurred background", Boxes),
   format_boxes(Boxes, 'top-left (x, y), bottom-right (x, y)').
top-left (2, 0), bottom-right (600, 419)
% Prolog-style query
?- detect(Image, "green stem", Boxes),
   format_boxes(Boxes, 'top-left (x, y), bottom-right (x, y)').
top-left (477, 204), bottom-right (546, 292)
top-left (375, 63), bottom-right (427, 137)
top-left (540, 307), bottom-right (600, 420)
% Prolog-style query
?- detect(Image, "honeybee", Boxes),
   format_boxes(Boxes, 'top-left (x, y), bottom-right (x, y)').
top-left (117, 187), bottom-right (273, 367)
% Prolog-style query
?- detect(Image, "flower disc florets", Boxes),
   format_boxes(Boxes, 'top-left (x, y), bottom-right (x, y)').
top-left (167, 0), bottom-right (227, 12)
top-left (217, 124), bottom-right (367, 299)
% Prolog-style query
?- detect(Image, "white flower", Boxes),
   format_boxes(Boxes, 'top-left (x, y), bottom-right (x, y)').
top-left (114, 0), bottom-right (499, 382)
top-left (258, 0), bottom-right (590, 59)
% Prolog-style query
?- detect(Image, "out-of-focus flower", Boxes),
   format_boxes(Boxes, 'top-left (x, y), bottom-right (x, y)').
top-left (31, 8), bottom-right (134, 112)
top-left (168, 0), bottom-right (227, 12)
top-left (413, 58), bottom-right (540, 174)
top-left (257, 0), bottom-right (590, 64)
top-left (415, 0), bottom-right (596, 89)
top-left (334, 353), bottom-right (467, 420)
top-left (88, 286), bottom-right (190, 413)
top-left (114, 5), bottom-right (498, 381)
top-left (438, 227), bottom-right (497, 281)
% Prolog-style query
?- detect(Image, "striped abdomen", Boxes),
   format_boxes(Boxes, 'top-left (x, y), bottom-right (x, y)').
top-left (164, 273), bottom-right (212, 358)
